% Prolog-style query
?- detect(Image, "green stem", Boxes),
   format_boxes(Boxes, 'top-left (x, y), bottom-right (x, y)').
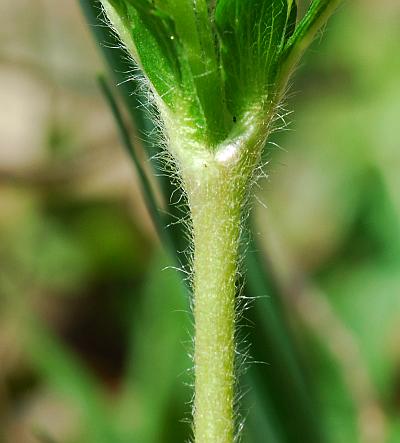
top-left (176, 132), bottom-right (259, 442)
top-left (168, 113), bottom-right (266, 442)
top-left (190, 170), bottom-right (241, 442)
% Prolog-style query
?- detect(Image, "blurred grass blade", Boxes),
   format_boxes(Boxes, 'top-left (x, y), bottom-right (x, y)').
top-left (242, 371), bottom-right (283, 443)
top-left (79, 0), bottom-right (154, 144)
top-left (116, 253), bottom-right (191, 442)
top-left (245, 236), bottom-right (325, 443)
top-left (97, 75), bottom-right (175, 252)
top-left (80, 0), bottom-right (188, 266)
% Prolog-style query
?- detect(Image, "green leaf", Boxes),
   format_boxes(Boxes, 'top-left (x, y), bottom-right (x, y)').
top-left (285, 0), bottom-right (298, 42)
top-left (105, 0), bottom-right (182, 106)
top-left (104, 0), bottom-right (230, 144)
top-left (157, 0), bottom-right (230, 141)
top-left (215, 0), bottom-right (295, 117)
top-left (278, 0), bottom-right (343, 90)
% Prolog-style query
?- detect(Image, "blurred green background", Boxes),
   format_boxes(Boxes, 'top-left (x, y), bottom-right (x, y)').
top-left (1, 1), bottom-right (399, 442)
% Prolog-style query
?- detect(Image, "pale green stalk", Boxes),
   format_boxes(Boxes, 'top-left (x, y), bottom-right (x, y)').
top-left (170, 116), bottom-right (267, 442)
top-left (190, 170), bottom-right (239, 443)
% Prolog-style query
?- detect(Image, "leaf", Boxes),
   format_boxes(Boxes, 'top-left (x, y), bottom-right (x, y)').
top-left (285, 0), bottom-right (298, 42)
top-left (104, 0), bottom-right (230, 144)
top-left (156, 0), bottom-right (230, 142)
top-left (215, 0), bottom-right (294, 117)
top-left (104, 0), bottom-right (182, 106)
top-left (278, 0), bottom-right (343, 89)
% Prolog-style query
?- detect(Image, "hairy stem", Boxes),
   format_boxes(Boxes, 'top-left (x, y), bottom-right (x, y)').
top-left (179, 141), bottom-right (257, 443)
top-left (191, 176), bottom-right (240, 442)
top-left (169, 116), bottom-right (265, 443)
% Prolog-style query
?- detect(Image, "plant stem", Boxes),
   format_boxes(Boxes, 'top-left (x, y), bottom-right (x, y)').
top-left (190, 173), bottom-right (240, 442)
top-left (177, 143), bottom-right (252, 442)
top-left (170, 116), bottom-right (265, 443)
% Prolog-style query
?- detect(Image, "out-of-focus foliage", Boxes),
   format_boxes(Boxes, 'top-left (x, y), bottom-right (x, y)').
top-left (1, 1), bottom-right (399, 443)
